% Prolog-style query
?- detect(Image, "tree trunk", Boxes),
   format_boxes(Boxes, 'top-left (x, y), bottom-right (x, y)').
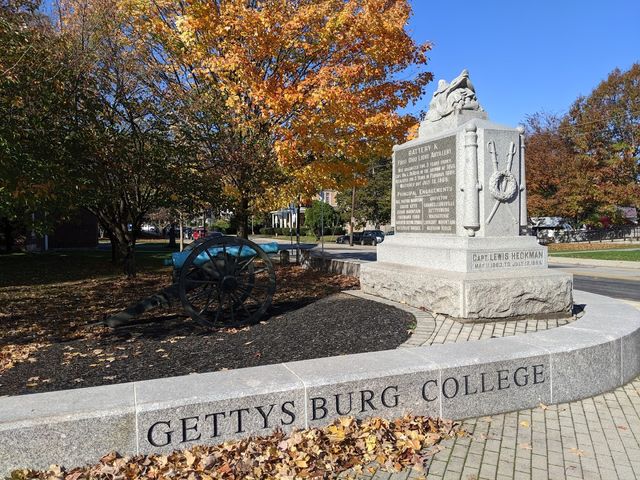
top-left (107, 232), bottom-right (120, 264)
top-left (236, 197), bottom-right (250, 239)
top-left (91, 208), bottom-right (140, 277)
top-left (168, 224), bottom-right (176, 248)
top-left (1, 218), bottom-right (13, 253)
top-left (120, 241), bottom-right (136, 277)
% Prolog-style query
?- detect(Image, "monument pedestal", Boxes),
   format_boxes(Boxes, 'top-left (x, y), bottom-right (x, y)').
top-left (363, 234), bottom-right (572, 320)
top-left (359, 69), bottom-right (573, 320)
top-left (361, 263), bottom-right (572, 321)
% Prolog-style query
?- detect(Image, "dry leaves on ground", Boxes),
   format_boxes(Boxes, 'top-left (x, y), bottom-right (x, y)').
top-left (0, 343), bottom-right (44, 374)
top-left (0, 265), bottom-right (359, 375)
top-left (11, 415), bottom-right (460, 480)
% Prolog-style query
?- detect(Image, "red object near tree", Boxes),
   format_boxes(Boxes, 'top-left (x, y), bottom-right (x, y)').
top-left (192, 227), bottom-right (207, 241)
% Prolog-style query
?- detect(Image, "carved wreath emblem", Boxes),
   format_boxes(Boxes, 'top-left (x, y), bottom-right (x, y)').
top-left (486, 140), bottom-right (518, 223)
top-left (488, 170), bottom-right (518, 202)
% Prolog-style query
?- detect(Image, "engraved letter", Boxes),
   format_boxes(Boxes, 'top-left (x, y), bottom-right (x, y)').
top-left (229, 408), bottom-right (250, 433)
top-left (497, 370), bottom-right (510, 390)
top-left (311, 397), bottom-right (328, 420)
top-left (443, 377), bottom-right (460, 399)
top-left (480, 372), bottom-right (495, 393)
top-left (513, 367), bottom-right (530, 387)
top-left (381, 386), bottom-right (400, 408)
top-left (335, 392), bottom-right (354, 415)
top-left (463, 375), bottom-right (478, 395)
top-left (255, 404), bottom-right (275, 429)
top-left (147, 421), bottom-right (173, 448)
top-left (533, 364), bottom-right (545, 384)
top-left (422, 379), bottom-right (438, 402)
top-left (281, 401), bottom-right (296, 425)
top-left (360, 390), bottom-right (377, 413)
top-left (204, 412), bottom-right (226, 438)
top-left (180, 416), bottom-right (201, 443)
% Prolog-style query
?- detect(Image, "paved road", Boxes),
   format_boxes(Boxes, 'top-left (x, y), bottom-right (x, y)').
top-left (569, 275), bottom-right (640, 302)
top-left (548, 263), bottom-right (640, 302)
top-left (257, 238), bottom-right (640, 302)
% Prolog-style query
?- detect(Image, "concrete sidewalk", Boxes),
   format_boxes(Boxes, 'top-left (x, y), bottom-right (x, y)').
top-left (345, 293), bottom-right (640, 480)
top-left (548, 255), bottom-right (639, 269)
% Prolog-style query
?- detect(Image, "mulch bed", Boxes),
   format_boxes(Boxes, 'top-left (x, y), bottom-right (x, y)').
top-left (0, 265), bottom-right (413, 397)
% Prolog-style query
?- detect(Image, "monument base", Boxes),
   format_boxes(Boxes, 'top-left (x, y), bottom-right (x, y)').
top-left (360, 262), bottom-right (573, 320)
top-left (376, 234), bottom-right (547, 272)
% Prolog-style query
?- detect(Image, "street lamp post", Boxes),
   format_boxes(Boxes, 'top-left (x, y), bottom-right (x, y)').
top-left (320, 191), bottom-right (325, 256)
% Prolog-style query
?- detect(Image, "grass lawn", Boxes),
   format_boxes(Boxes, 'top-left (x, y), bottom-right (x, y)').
top-left (547, 242), bottom-right (640, 252)
top-left (0, 247), bottom-right (173, 287)
top-left (252, 234), bottom-right (339, 244)
top-left (549, 249), bottom-right (640, 262)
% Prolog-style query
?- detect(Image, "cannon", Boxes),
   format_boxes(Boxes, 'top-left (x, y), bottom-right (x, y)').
top-left (105, 236), bottom-right (278, 329)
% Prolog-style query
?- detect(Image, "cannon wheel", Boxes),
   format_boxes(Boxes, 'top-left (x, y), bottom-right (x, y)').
top-left (178, 236), bottom-right (276, 328)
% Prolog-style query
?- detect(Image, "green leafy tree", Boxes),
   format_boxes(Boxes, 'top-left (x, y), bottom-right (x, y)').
top-left (57, 0), bottom-right (222, 275)
top-left (304, 200), bottom-right (340, 238)
top-left (0, 1), bottom-right (81, 250)
top-left (336, 157), bottom-right (392, 228)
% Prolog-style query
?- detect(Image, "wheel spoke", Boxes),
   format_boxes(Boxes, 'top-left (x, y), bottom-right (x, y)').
top-left (230, 291), bottom-right (254, 318)
top-left (204, 249), bottom-right (224, 275)
top-left (222, 243), bottom-right (228, 274)
top-left (199, 285), bottom-right (217, 315)
top-left (234, 244), bottom-right (245, 270)
top-left (214, 292), bottom-right (225, 324)
top-left (236, 286), bottom-right (264, 305)
top-left (188, 285), bottom-right (213, 301)
top-left (238, 255), bottom-right (256, 273)
top-left (186, 279), bottom-right (218, 285)
top-left (229, 296), bottom-right (235, 323)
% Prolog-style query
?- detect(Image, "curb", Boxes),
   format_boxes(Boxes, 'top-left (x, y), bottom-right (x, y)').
top-left (548, 256), bottom-right (639, 269)
top-left (1, 291), bottom-right (638, 474)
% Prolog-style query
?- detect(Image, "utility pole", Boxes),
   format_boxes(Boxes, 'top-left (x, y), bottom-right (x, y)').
top-left (349, 183), bottom-right (356, 246)
top-left (296, 194), bottom-right (301, 264)
top-left (178, 211), bottom-right (184, 252)
top-left (320, 190), bottom-right (325, 256)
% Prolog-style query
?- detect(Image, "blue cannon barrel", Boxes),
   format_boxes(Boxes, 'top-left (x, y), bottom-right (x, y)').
top-left (169, 241), bottom-right (279, 269)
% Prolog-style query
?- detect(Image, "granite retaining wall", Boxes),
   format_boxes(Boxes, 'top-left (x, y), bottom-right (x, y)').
top-left (1, 290), bottom-right (639, 475)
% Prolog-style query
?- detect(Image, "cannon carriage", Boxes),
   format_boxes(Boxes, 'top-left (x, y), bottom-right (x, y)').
top-left (105, 236), bottom-right (278, 329)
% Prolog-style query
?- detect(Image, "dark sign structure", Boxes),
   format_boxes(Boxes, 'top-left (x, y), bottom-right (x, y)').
top-left (394, 135), bottom-right (456, 233)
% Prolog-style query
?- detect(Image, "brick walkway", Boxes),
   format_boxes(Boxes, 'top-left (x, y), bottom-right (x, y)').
top-left (343, 291), bottom-right (640, 480)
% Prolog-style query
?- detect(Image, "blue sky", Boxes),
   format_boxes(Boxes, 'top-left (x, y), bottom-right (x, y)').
top-left (41, 0), bottom-right (638, 127)
top-left (405, 0), bottom-right (640, 127)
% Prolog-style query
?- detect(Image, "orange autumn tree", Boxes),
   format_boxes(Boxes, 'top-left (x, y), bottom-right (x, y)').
top-left (127, 0), bottom-right (431, 237)
top-left (525, 64), bottom-right (640, 226)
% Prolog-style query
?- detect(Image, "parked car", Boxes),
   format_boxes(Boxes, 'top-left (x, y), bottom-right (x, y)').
top-left (336, 232), bottom-right (363, 244)
top-left (360, 230), bottom-right (385, 245)
top-left (192, 227), bottom-right (207, 241)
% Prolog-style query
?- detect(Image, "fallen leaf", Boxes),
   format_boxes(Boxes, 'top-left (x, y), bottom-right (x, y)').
top-left (569, 447), bottom-right (585, 457)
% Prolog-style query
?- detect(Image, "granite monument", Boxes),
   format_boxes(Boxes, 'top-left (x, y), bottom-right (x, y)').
top-left (360, 70), bottom-right (573, 319)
